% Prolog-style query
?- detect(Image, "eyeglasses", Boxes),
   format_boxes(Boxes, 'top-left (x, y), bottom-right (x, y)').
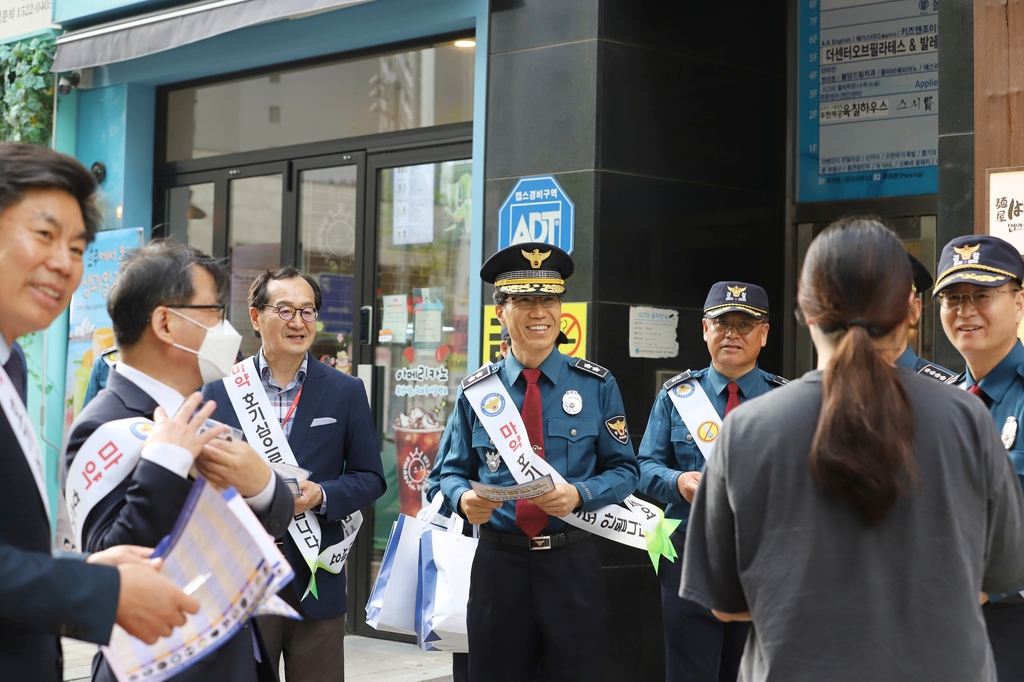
top-left (709, 317), bottom-right (764, 335)
top-left (167, 304), bottom-right (226, 320)
top-left (936, 288), bottom-right (1020, 310)
top-left (507, 295), bottom-right (562, 310)
top-left (264, 304), bottom-right (320, 322)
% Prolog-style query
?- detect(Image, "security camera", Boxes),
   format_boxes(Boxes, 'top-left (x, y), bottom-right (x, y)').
top-left (58, 72), bottom-right (80, 95)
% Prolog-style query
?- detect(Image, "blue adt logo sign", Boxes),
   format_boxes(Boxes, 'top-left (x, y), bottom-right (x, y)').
top-left (498, 176), bottom-right (575, 255)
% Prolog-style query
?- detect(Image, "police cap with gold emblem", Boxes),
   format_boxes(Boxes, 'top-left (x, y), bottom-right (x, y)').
top-left (933, 235), bottom-right (1024, 294)
top-left (703, 281), bottom-right (769, 319)
top-left (481, 242), bottom-right (574, 296)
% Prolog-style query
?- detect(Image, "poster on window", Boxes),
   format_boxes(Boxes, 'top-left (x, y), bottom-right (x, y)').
top-left (797, 0), bottom-right (938, 202)
top-left (393, 164), bottom-right (435, 245)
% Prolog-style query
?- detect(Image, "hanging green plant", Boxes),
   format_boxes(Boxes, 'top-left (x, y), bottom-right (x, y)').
top-left (0, 37), bottom-right (56, 144)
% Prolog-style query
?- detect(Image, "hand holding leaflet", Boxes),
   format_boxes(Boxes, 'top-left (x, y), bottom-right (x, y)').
top-left (470, 474), bottom-right (556, 502)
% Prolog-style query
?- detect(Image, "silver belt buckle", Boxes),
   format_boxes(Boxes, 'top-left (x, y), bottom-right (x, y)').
top-left (529, 535), bottom-right (552, 550)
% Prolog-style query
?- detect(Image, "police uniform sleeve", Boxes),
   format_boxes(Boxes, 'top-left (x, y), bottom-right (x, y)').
top-left (978, 400), bottom-right (1024, 593)
top-left (679, 422), bottom-right (747, 613)
top-left (637, 389), bottom-right (684, 506)
top-left (439, 393), bottom-right (476, 516)
top-left (573, 375), bottom-right (640, 510)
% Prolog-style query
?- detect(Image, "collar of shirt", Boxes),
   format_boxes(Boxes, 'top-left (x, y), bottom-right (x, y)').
top-left (967, 340), bottom-right (1024, 404)
top-left (0, 334), bottom-right (9, 367)
top-left (895, 345), bottom-right (918, 370)
top-left (705, 363), bottom-right (761, 398)
top-left (114, 361), bottom-right (187, 416)
top-left (256, 348), bottom-right (308, 391)
top-left (504, 346), bottom-right (564, 387)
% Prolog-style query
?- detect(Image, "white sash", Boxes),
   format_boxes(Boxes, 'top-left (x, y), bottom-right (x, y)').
top-left (65, 418), bottom-right (150, 547)
top-left (0, 363), bottom-right (49, 520)
top-left (223, 357), bottom-right (361, 600)
top-left (462, 370), bottom-right (663, 549)
top-left (665, 378), bottom-right (722, 463)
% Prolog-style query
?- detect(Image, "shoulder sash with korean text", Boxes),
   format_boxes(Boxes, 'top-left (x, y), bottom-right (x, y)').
top-left (665, 377), bottom-right (722, 463)
top-left (223, 357), bottom-right (361, 600)
top-left (65, 418), bottom-right (149, 548)
top-left (462, 371), bottom-right (663, 549)
top-left (0, 363), bottom-right (49, 521)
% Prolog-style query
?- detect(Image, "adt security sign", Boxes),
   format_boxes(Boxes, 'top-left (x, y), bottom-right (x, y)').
top-left (498, 176), bottom-right (575, 255)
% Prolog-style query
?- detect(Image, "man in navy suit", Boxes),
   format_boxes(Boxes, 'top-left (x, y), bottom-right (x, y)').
top-left (64, 241), bottom-right (296, 682)
top-left (204, 266), bottom-right (386, 681)
top-left (0, 142), bottom-right (199, 681)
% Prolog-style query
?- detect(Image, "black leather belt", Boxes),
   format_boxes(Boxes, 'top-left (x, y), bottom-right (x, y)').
top-left (479, 526), bottom-right (590, 551)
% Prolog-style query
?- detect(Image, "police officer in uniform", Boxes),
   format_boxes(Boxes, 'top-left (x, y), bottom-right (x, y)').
top-left (934, 234), bottom-right (1024, 680)
top-left (440, 242), bottom-right (639, 682)
top-left (895, 254), bottom-right (955, 382)
top-left (638, 282), bottom-right (785, 682)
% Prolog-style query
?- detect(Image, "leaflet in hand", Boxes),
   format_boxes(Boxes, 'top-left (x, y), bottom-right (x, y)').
top-left (101, 477), bottom-right (294, 682)
top-left (470, 474), bottom-right (556, 502)
top-left (270, 462), bottom-right (311, 498)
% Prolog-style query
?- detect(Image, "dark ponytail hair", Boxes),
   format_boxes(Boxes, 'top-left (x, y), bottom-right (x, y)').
top-left (797, 216), bottom-right (916, 526)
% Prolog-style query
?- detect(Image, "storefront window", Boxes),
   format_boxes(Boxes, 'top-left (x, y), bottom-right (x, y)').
top-left (372, 159), bottom-right (473, 553)
top-left (165, 183), bottom-right (214, 254)
top-left (228, 174), bottom-right (282, 358)
top-left (165, 41), bottom-right (475, 162)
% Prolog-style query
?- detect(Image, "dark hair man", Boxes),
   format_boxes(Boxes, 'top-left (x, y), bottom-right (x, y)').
top-left (935, 234), bottom-right (1024, 679)
top-left (638, 281), bottom-right (786, 682)
top-left (203, 266), bottom-right (386, 681)
top-left (64, 240), bottom-right (296, 682)
top-left (439, 243), bottom-right (640, 681)
top-left (0, 143), bottom-right (199, 681)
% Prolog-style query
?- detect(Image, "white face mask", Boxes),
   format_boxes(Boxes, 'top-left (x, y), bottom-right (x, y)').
top-left (168, 308), bottom-right (243, 383)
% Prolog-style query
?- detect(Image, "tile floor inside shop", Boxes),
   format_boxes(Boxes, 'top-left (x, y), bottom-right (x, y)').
top-left (62, 636), bottom-right (453, 682)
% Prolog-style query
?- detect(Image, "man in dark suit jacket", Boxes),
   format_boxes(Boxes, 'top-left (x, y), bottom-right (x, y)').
top-left (64, 241), bottom-right (295, 682)
top-left (203, 266), bottom-right (386, 681)
top-left (0, 143), bottom-right (199, 681)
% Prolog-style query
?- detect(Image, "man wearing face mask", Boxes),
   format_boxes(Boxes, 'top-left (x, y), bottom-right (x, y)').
top-left (63, 240), bottom-right (295, 682)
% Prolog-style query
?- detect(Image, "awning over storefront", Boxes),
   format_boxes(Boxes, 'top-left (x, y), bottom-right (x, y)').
top-left (53, 0), bottom-right (374, 72)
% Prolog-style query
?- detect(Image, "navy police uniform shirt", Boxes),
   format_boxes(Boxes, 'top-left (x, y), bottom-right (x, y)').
top-left (637, 364), bottom-right (781, 530)
top-left (895, 346), bottom-right (957, 383)
top-left (439, 349), bottom-right (639, 535)
top-left (961, 340), bottom-right (1024, 493)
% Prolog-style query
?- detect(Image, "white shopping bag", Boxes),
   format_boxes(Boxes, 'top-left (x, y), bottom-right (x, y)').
top-left (365, 497), bottom-right (447, 635)
top-left (416, 514), bottom-right (477, 652)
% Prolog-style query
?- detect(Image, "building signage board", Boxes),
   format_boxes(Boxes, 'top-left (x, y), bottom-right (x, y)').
top-left (498, 176), bottom-right (574, 255)
top-left (797, 0), bottom-right (938, 202)
top-left (988, 167), bottom-right (1024, 255)
top-left (0, 0), bottom-right (54, 43)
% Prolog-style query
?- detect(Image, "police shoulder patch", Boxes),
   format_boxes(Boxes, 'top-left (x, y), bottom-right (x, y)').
top-left (768, 374), bottom-right (789, 387)
top-left (663, 370), bottom-right (693, 391)
top-left (916, 363), bottom-right (954, 383)
top-left (461, 363), bottom-right (500, 390)
top-left (572, 358), bottom-right (610, 379)
top-left (605, 415), bottom-right (629, 444)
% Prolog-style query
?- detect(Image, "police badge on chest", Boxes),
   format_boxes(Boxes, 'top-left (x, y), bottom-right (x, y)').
top-left (1003, 416), bottom-right (1018, 450)
top-left (486, 450), bottom-right (502, 472)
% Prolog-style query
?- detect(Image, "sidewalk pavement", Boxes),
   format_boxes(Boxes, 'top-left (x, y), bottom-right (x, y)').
top-left (63, 635), bottom-right (454, 682)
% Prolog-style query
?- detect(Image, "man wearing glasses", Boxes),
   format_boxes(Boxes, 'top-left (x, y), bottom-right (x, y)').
top-left (64, 240), bottom-right (296, 682)
top-left (935, 235), bottom-right (1024, 680)
top-left (637, 281), bottom-right (786, 682)
top-left (203, 266), bottom-right (385, 682)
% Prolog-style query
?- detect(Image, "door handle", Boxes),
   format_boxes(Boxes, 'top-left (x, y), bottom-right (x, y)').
top-left (360, 306), bottom-right (373, 345)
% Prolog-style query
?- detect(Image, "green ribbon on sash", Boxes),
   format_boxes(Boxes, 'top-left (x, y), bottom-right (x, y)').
top-left (643, 508), bottom-right (682, 573)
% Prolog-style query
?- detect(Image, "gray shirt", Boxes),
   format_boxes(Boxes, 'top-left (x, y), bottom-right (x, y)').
top-left (681, 369), bottom-right (1024, 682)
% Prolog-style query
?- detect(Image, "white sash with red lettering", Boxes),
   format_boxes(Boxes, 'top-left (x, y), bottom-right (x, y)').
top-left (0, 363), bottom-right (50, 521)
top-left (223, 357), bottom-right (361, 600)
top-left (463, 371), bottom-right (662, 549)
top-left (65, 418), bottom-right (151, 547)
top-left (665, 379), bottom-right (722, 463)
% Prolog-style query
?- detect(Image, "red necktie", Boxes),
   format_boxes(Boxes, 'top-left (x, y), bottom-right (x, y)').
top-left (516, 368), bottom-right (549, 538)
top-left (968, 384), bottom-right (991, 407)
top-left (725, 381), bottom-right (741, 416)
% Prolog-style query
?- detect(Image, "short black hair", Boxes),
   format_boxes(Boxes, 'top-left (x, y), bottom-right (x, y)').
top-left (108, 239), bottom-right (229, 347)
top-left (492, 288), bottom-right (507, 307)
top-left (0, 143), bottom-right (101, 242)
top-left (248, 266), bottom-right (322, 311)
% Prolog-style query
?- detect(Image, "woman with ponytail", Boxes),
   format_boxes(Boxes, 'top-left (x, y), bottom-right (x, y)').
top-left (679, 217), bottom-right (1024, 682)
